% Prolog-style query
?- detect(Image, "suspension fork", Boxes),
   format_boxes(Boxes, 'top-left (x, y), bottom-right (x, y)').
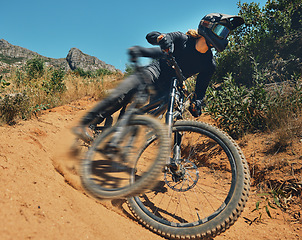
top-left (165, 78), bottom-right (183, 167)
top-left (173, 131), bottom-right (182, 162)
top-left (166, 78), bottom-right (178, 138)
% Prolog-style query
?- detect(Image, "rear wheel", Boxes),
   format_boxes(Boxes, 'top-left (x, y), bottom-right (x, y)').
top-left (81, 115), bottom-right (170, 199)
top-left (127, 120), bottom-right (250, 239)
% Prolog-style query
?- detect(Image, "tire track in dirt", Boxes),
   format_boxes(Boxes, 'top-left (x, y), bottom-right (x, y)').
top-left (0, 99), bottom-right (164, 240)
top-left (0, 98), bottom-right (300, 240)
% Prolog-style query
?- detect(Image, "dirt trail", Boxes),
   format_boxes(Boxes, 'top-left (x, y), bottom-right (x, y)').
top-left (0, 98), bottom-right (301, 240)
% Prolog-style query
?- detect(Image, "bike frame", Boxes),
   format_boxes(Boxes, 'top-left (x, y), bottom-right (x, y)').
top-left (100, 53), bottom-right (190, 167)
top-left (139, 54), bottom-right (189, 131)
top-left (137, 53), bottom-right (190, 167)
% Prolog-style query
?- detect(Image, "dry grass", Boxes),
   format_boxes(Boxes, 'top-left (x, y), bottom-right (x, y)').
top-left (60, 74), bottom-right (121, 104)
top-left (0, 67), bottom-right (123, 124)
top-left (267, 111), bottom-right (302, 153)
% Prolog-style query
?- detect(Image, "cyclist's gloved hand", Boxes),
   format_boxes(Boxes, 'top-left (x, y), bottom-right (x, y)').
top-left (128, 46), bottom-right (142, 62)
top-left (189, 99), bottom-right (203, 117)
top-left (157, 34), bottom-right (173, 52)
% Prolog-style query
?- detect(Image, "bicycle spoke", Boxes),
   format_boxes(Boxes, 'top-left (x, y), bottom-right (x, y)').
top-left (128, 121), bottom-right (242, 227)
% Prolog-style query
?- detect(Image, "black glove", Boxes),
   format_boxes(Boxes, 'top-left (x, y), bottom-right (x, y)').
top-left (146, 31), bottom-right (161, 45)
top-left (158, 34), bottom-right (173, 52)
top-left (128, 46), bottom-right (142, 62)
top-left (189, 100), bottom-right (203, 117)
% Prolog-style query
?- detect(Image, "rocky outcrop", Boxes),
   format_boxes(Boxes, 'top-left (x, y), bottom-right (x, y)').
top-left (0, 39), bottom-right (39, 60)
top-left (0, 39), bottom-right (119, 72)
top-left (66, 48), bottom-right (116, 72)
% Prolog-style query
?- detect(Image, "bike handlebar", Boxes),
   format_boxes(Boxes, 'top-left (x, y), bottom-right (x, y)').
top-left (129, 46), bottom-right (186, 85)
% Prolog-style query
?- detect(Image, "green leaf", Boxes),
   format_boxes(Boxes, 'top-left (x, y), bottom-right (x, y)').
top-left (268, 201), bottom-right (277, 209)
top-left (265, 205), bottom-right (272, 218)
top-left (258, 193), bottom-right (270, 197)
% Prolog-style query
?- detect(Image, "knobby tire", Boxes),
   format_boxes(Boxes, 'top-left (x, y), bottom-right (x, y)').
top-left (127, 120), bottom-right (250, 239)
top-left (81, 115), bottom-right (170, 199)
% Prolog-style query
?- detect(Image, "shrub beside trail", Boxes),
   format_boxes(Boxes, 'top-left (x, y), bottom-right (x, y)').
top-left (0, 57), bottom-right (122, 125)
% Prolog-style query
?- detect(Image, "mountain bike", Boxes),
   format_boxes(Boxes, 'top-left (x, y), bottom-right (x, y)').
top-left (126, 53), bottom-right (250, 239)
top-left (80, 51), bottom-right (250, 239)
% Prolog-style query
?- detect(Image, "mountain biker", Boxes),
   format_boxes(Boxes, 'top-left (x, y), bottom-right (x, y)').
top-left (72, 13), bottom-right (244, 143)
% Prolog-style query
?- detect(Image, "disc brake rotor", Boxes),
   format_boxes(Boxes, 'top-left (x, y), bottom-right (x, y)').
top-left (164, 159), bottom-right (199, 192)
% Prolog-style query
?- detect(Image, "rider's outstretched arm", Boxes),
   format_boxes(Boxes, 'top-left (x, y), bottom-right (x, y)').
top-left (129, 46), bottom-right (165, 60)
top-left (146, 31), bottom-right (187, 46)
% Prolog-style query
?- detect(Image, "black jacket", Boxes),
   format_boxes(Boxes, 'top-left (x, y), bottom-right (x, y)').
top-left (142, 31), bottom-right (216, 100)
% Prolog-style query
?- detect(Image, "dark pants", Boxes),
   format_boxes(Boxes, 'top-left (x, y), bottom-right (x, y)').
top-left (80, 60), bottom-right (174, 125)
top-left (81, 71), bottom-right (153, 125)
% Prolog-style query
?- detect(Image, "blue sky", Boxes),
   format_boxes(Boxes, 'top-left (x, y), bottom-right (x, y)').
top-left (1, 0), bottom-right (267, 71)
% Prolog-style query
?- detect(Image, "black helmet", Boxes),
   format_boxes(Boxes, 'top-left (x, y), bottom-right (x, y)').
top-left (198, 13), bottom-right (244, 52)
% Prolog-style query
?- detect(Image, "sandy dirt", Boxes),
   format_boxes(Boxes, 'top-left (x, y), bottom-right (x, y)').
top-left (0, 97), bottom-right (301, 240)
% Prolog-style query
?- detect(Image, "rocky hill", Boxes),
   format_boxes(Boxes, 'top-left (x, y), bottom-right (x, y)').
top-left (0, 39), bottom-right (118, 72)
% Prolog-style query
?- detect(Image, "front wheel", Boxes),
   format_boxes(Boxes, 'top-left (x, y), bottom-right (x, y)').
top-left (127, 120), bottom-right (250, 239)
top-left (81, 115), bottom-right (170, 199)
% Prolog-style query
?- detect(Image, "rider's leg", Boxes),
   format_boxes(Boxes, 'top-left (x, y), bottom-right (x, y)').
top-left (72, 71), bottom-right (153, 143)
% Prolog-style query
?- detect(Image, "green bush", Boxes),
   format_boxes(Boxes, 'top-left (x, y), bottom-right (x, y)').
top-left (205, 0), bottom-right (302, 138)
top-left (42, 68), bottom-right (66, 94)
top-left (206, 73), bottom-right (268, 138)
top-left (0, 75), bottom-right (10, 91)
top-left (0, 92), bottom-right (30, 124)
top-left (0, 63), bottom-right (122, 124)
top-left (73, 68), bottom-right (113, 78)
top-left (124, 63), bottom-right (135, 77)
top-left (0, 54), bottom-right (24, 65)
top-left (26, 57), bottom-right (45, 80)
top-left (206, 72), bottom-right (302, 138)
top-left (213, 0), bottom-right (302, 86)
top-left (96, 68), bottom-right (113, 77)
top-left (14, 68), bottom-right (26, 87)
top-left (73, 68), bottom-right (93, 78)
